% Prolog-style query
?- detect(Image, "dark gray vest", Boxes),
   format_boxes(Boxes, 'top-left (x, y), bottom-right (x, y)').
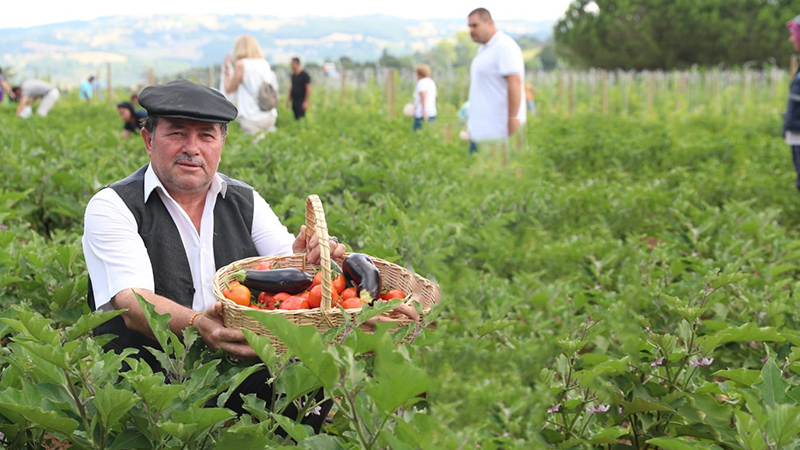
top-left (88, 164), bottom-right (259, 362)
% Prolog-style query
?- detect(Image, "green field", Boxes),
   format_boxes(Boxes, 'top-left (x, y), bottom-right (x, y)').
top-left (2, 84), bottom-right (800, 449)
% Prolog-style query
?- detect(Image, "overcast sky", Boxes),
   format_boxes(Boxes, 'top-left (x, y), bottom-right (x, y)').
top-left (1, 1), bottom-right (573, 29)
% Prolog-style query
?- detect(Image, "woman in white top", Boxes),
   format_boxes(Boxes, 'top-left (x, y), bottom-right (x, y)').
top-left (412, 64), bottom-right (437, 131)
top-left (224, 35), bottom-right (278, 135)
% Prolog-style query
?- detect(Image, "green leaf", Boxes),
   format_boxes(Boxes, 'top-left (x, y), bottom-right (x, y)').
top-left (242, 310), bottom-right (338, 390)
top-left (713, 368), bottom-right (761, 387)
top-left (275, 363), bottom-right (324, 411)
top-left (699, 323), bottom-right (784, 353)
top-left (576, 356), bottom-right (629, 387)
top-left (647, 437), bottom-right (723, 450)
top-left (365, 334), bottom-right (428, 415)
top-left (270, 411), bottom-right (311, 442)
top-left (0, 387), bottom-right (78, 436)
top-left (766, 404), bottom-right (800, 447)
top-left (755, 359), bottom-right (787, 408)
top-left (64, 309), bottom-right (126, 341)
top-left (297, 434), bottom-right (347, 449)
top-left (734, 410), bottom-right (768, 450)
top-left (94, 385), bottom-right (138, 432)
top-left (107, 429), bottom-right (152, 450)
top-left (159, 406), bottom-right (235, 441)
top-left (15, 340), bottom-right (69, 370)
top-left (620, 397), bottom-right (675, 416)
top-left (591, 426), bottom-right (628, 444)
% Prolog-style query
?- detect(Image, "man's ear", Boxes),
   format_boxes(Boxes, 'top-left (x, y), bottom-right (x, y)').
top-left (142, 127), bottom-right (153, 156)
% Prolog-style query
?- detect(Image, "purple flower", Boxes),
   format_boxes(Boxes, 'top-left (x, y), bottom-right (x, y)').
top-left (586, 404), bottom-right (610, 414)
top-left (689, 357), bottom-right (714, 367)
top-left (547, 404), bottom-right (561, 414)
top-left (651, 357), bottom-right (665, 367)
top-left (0, 224), bottom-right (7, 230)
top-left (761, 356), bottom-right (770, 364)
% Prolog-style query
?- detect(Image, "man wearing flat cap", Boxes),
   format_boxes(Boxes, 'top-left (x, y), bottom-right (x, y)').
top-left (81, 80), bottom-right (345, 429)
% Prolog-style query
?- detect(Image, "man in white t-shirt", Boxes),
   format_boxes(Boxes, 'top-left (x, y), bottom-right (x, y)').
top-left (466, 7), bottom-right (526, 153)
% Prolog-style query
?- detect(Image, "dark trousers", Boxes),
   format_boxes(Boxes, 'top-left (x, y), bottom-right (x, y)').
top-left (793, 146), bottom-right (800, 191)
top-left (217, 367), bottom-right (332, 435)
top-left (292, 100), bottom-right (306, 120)
top-left (412, 116), bottom-right (436, 131)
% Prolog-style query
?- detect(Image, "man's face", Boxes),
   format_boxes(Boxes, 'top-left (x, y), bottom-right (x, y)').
top-left (118, 107), bottom-right (131, 122)
top-left (468, 14), bottom-right (494, 44)
top-left (142, 117), bottom-right (225, 197)
top-left (291, 61), bottom-right (300, 73)
top-left (791, 33), bottom-right (800, 52)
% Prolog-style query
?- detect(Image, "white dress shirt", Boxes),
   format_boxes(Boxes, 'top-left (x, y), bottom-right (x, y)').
top-left (82, 165), bottom-right (295, 312)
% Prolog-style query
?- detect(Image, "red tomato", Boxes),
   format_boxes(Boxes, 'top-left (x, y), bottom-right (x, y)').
top-left (312, 271), bottom-right (323, 287)
top-left (341, 287), bottom-right (358, 300)
top-left (308, 285), bottom-right (322, 309)
top-left (381, 289), bottom-right (406, 301)
top-left (340, 297), bottom-right (363, 309)
top-left (272, 292), bottom-right (291, 308)
top-left (254, 261), bottom-right (272, 271)
top-left (312, 270), bottom-right (346, 293)
top-left (279, 296), bottom-right (309, 310)
top-left (256, 291), bottom-right (277, 310)
top-left (333, 273), bottom-right (346, 294)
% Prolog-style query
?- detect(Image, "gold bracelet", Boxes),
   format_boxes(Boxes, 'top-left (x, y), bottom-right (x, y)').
top-left (188, 312), bottom-right (202, 327)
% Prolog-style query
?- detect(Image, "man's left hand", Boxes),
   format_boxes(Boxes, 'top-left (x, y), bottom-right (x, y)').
top-left (293, 225), bottom-right (346, 264)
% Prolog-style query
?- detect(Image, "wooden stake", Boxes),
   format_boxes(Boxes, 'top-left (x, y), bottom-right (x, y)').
top-left (646, 72), bottom-right (654, 116)
top-left (792, 55), bottom-right (798, 77)
top-left (148, 67), bottom-right (155, 86)
top-left (742, 69), bottom-right (749, 107)
top-left (341, 65), bottom-right (346, 105)
top-left (602, 70), bottom-right (608, 115)
top-left (107, 62), bottom-right (112, 103)
top-left (444, 123), bottom-right (452, 143)
top-left (568, 69), bottom-right (574, 118)
top-left (208, 65), bottom-right (214, 87)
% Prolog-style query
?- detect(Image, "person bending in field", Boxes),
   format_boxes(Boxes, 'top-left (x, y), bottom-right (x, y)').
top-left (82, 79), bottom-right (418, 431)
top-left (13, 79), bottom-right (60, 118)
top-left (117, 101), bottom-right (147, 139)
top-left (785, 15), bottom-right (800, 191)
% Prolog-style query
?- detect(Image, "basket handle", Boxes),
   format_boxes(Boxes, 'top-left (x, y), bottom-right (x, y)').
top-left (305, 195), bottom-right (335, 316)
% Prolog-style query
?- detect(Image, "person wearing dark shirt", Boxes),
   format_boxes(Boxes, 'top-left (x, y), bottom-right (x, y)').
top-left (117, 101), bottom-right (148, 139)
top-left (286, 57), bottom-right (311, 120)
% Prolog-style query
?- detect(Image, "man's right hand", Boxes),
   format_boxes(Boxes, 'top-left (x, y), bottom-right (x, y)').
top-left (195, 302), bottom-right (257, 359)
top-left (508, 117), bottom-right (520, 137)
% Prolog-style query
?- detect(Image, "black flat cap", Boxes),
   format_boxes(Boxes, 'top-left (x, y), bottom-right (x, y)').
top-left (138, 79), bottom-right (238, 123)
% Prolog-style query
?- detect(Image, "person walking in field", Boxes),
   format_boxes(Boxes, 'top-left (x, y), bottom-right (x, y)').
top-left (223, 35), bottom-right (279, 134)
top-left (466, 7), bottom-right (526, 153)
top-left (785, 15), bottom-right (800, 191)
top-left (412, 64), bottom-right (437, 131)
top-left (286, 57), bottom-right (311, 120)
top-left (13, 79), bottom-right (60, 118)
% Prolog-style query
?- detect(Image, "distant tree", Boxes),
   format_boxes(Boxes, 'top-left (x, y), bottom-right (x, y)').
top-left (379, 49), bottom-right (403, 68)
top-left (454, 31), bottom-right (479, 67)
top-left (538, 42), bottom-right (559, 71)
top-left (554, 0), bottom-right (799, 70)
top-left (339, 56), bottom-right (360, 70)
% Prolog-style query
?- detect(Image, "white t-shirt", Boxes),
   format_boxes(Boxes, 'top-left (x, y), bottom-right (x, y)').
top-left (414, 77), bottom-right (437, 118)
top-left (467, 31), bottom-right (527, 141)
top-left (236, 58), bottom-right (278, 121)
top-left (82, 165), bottom-right (295, 312)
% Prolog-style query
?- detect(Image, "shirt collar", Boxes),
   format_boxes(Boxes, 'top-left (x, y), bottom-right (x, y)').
top-left (143, 163), bottom-right (227, 202)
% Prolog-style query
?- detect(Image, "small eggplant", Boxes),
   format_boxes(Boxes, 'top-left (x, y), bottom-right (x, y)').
top-left (230, 268), bottom-right (313, 294)
top-left (342, 253), bottom-right (382, 304)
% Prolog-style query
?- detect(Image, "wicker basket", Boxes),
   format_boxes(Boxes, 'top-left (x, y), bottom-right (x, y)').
top-left (212, 195), bottom-right (439, 354)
